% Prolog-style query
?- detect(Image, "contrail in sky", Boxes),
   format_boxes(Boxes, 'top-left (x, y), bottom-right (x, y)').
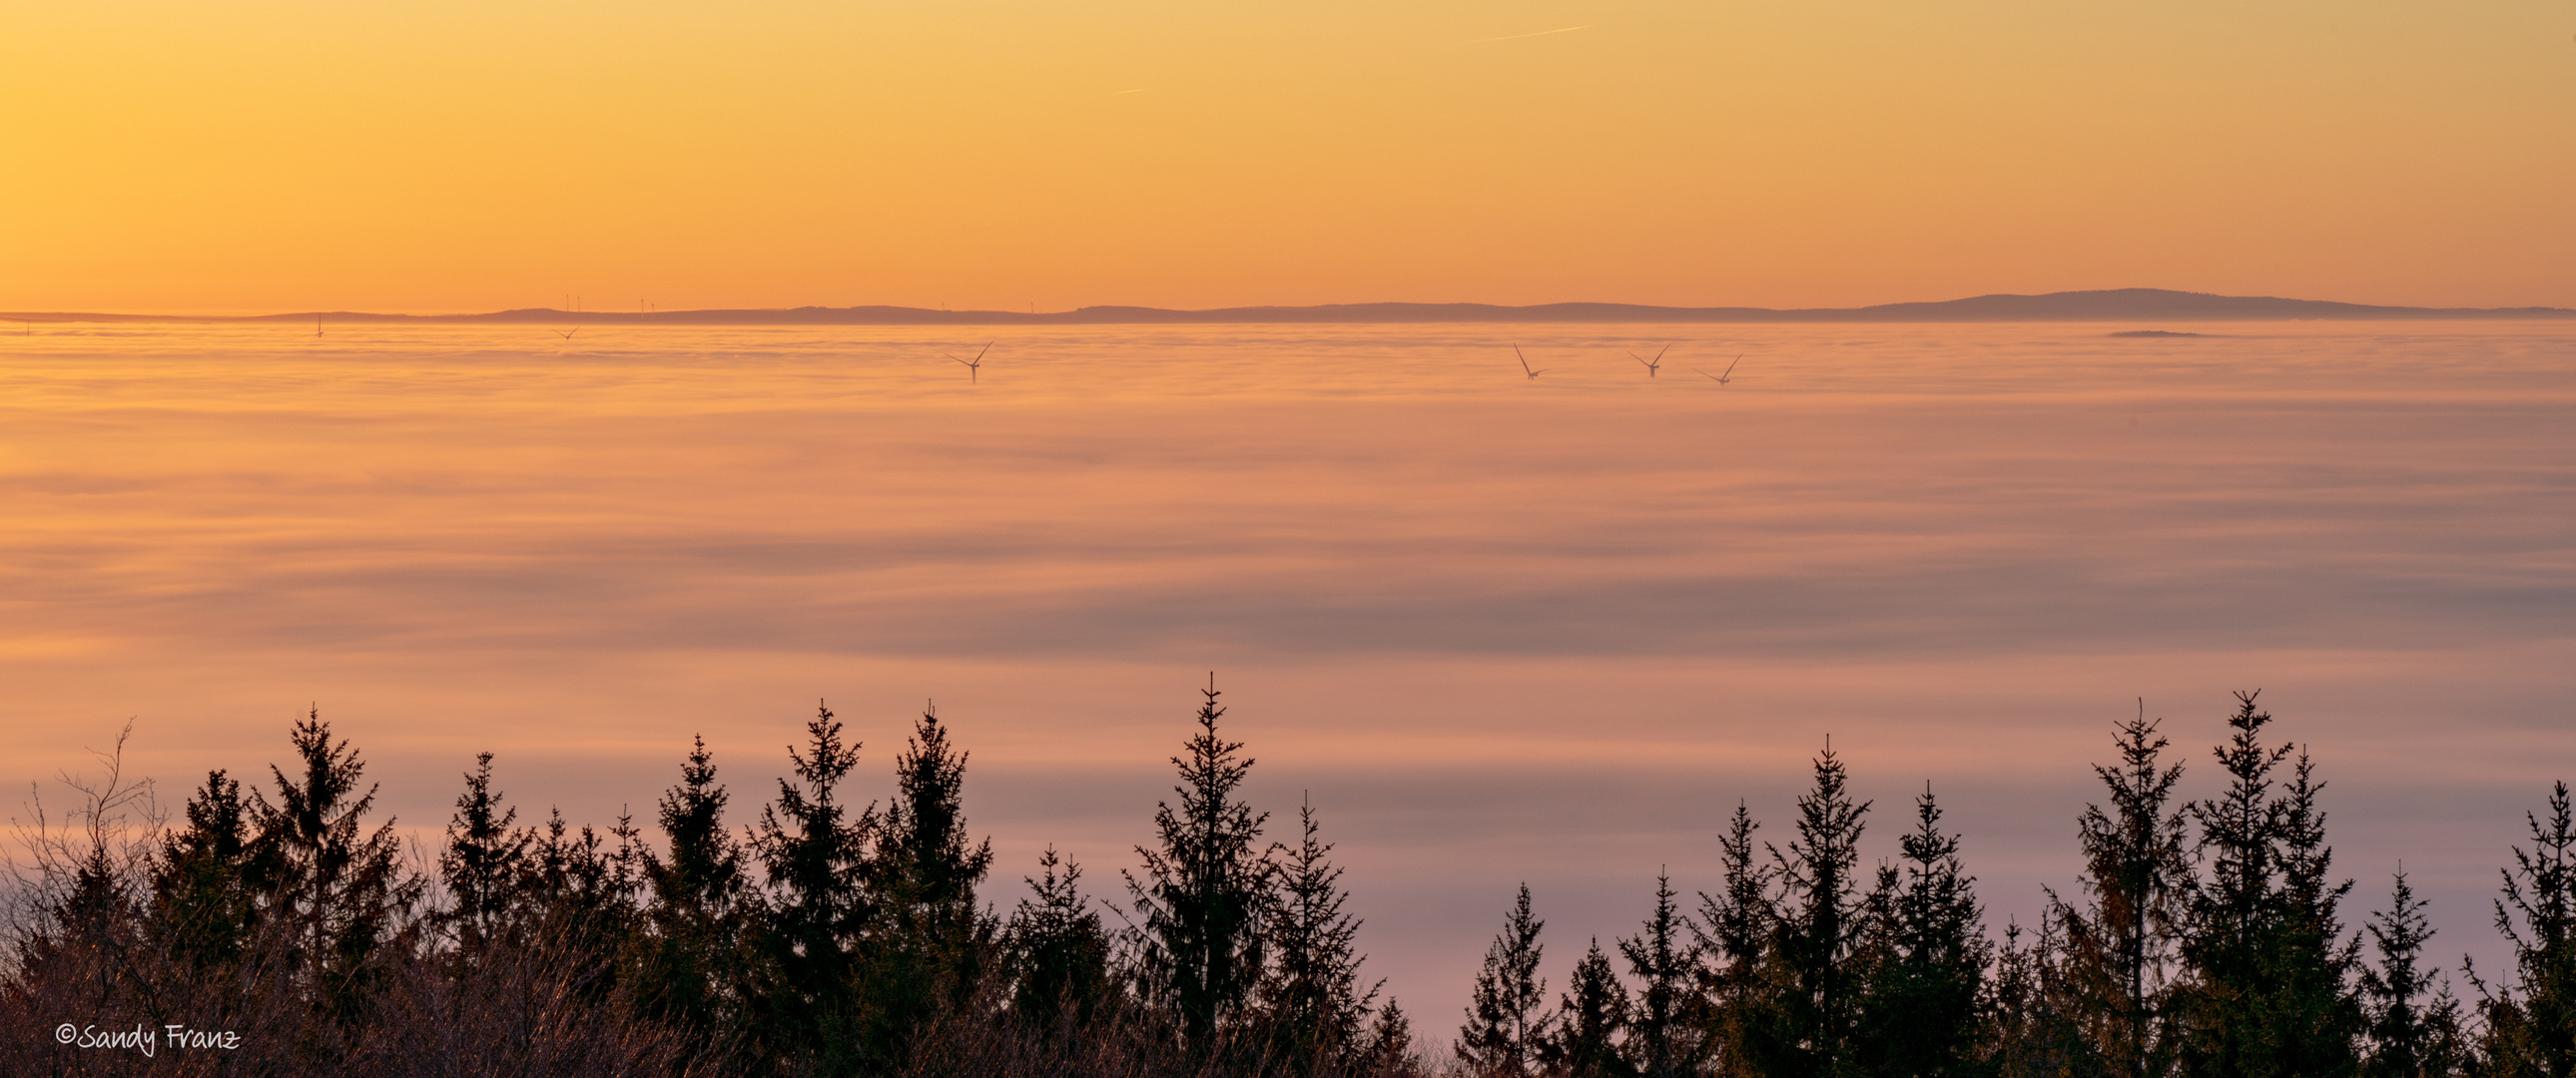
top-left (1471, 25), bottom-right (1591, 43)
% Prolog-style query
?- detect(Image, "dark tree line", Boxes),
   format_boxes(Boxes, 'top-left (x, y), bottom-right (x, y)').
top-left (4, 688), bottom-right (2571, 1078)
top-left (4, 685), bottom-right (1412, 1077)
top-left (1458, 694), bottom-right (2576, 1078)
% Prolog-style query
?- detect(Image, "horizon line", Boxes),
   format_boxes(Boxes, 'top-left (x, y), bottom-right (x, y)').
top-left (8, 286), bottom-right (2576, 325)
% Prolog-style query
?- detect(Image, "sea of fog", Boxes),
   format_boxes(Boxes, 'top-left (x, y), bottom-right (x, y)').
top-left (5, 320), bottom-right (2573, 1037)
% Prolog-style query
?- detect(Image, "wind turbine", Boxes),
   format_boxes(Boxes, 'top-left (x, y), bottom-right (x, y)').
top-left (1696, 354), bottom-right (1743, 385)
top-left (1631, 344), bottom-right (1669, 377)
top-left (948, 340), bottom-right (993, 383)
top-left (1514, 344), bottom-right (1547, 380)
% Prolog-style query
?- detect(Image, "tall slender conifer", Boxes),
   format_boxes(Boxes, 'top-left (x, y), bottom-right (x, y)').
top-left (1126, 675), bottom-right (1274, 1056)
top-left (437, 753), bottom-right (532, 951)
top-left (1553, 938), bottom-right (1635, 1078)
top-left (1746, 741), bottom-right (1872, 1078)
top-left (250, 709), bottom-right (419, 1011)
top-left (1854, 784), bottom-right (1990, 1078)
top-left (752, 701), bottom-right (876, 1071)
top-left (1696, 801), bottom-right (1774, 1077)
top-left (1621, 869), bottom-right (1701, 1078)
top-left (2055, 707), bottom-right (2190, 1078)
top-left (2472, 782), bottom-right (2576, 1078)
top-left (2175, 692), bottom-right (2360, 1078)
top-left (1260, 794), bottom-right (1380, 1074)
top-left (1461, 883), bottom-right (1553, 1075)
top-left (2360, 868), bottom-right (2461, 1078)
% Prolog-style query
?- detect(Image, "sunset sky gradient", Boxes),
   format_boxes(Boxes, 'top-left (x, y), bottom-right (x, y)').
top-left (8, 0), bottom-right (2573, 313)
top-left (9, 0), bottom-right (2576, 1043)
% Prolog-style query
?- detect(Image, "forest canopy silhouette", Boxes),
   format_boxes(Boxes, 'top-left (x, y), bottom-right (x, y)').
top-left (7, 684), bottom-right (2572, 1078)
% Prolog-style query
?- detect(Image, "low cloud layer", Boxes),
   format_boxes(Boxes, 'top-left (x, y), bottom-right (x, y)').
top-left (6, 321), bottom-right (2573, 1033)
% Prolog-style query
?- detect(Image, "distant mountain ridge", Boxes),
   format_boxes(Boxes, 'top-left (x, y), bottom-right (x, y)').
top-left (11, 288), bottom-right (2573, 325)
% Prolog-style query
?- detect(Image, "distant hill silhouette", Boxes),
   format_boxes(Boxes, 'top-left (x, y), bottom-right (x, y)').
top-left (10, 288), bottom-right (2572, 325)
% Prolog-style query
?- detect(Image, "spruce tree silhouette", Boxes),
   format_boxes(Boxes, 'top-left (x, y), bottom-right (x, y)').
top-left (880, 703), bottom-right (994, 912)
top-left (1356, 999), bottom-right (1426, 1078)
top-left (1259, 793), bottom-right (1381, 1075)
top-left (1619, 870), bottom-right (1700, 1078)
top-left (249, 708), bottom-right (420, 1013)
top-left (2273, 749), bottom-right (2365, 1075)
top-left (1460, 883), bottom-right (1553, 1075)
top-left (752, 701), bottom-right (875, 1072)
top-left (1987, 915), bottom-right (2091, 1078)
top-left (638, 734), bottom-right (752, 1060)
top-left (2470, 782), bottom-right (2576, 1078)
top-left (437, 752), bottom-right (532, 952)
top-left (1694, 801), bottom-right (1773, 1078)
top-left (1125, 674), bottom-right (1275, 1058)
top-left (523, 804), bottom-right (640, 926)
top-left (1853, 784), bottom-right (1990, 1078)
top-left (2359, 868), bottom-right (2463, 1078)
top-left (2175, 692), bottom-right (2361, 1078)
top-left (865, 702), bottom-right (997, 1064)
top-left (1551, 938), bottom-right (1633, 1078)
top-left (2053, 707), bottom-right (2191, 1078)
top-left (1750, 740), bottom-right (1871, 1078)
top-left (1006, 844), bottom-right (1112, 1031)
top-left (154, 769), bottom-right (264, 973)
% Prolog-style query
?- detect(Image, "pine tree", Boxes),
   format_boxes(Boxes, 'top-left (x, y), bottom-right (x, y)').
top-left (525, 805), bottom-right (641, 924)
top-left (249, 709), bottom-right (421, 1011)
top-left (153, 769), bottom-right (268, 972)
top-left (1696, 801), bottom-right (1774, 1078)
top-left (1620, 869), bottom-right (1701, 1078)
top-left (1552, 938), bottom-right (1635, 1078)
top-left (866, 703), bottom-right (997, 1062)
top-left (2359, 868), bottom-right (2461, 1078)
top-left (752, 700), bottom-right (877, 1072)
top-left (1259, 794), bottom-right (1381, 1074)
top-left (436, 752), bottom-right (533, 952)
top-left (635, 734), bottom-right (754, 1057)
top-left (1460, 883), bottom-right (1553, 1075)
top-left (2470, 782), bottom-right (2576, 1078)
top-left (2273, 750), bottom-right (2365, 1074)
top-left (1358, 999), bottom-right (1427, 1078)
top-left (514, 806), bottom-right (645, 1015)
top-left (1854, 784), bottom-right (1991, 1078)
top-left (2055, 708), bottom-right (2191, 1078)
top-left (1988, 914), bottom-right (2096, 1078)
top-left (1006, 845), bottom-right (1111, 1031)
top-left (2176, 692), bottom-right (2293, 1078)
top-left (1748, 741), bottom-right (1873, 1078)
top-left (878, 703), bottom-right (995, 912)
top-left (1125, 675), bottom-right (1274, 1056)
top-left (2175, 692), bottom-right (2360, 1078)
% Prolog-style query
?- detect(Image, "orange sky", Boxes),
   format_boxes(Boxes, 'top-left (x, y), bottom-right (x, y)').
top-left (6, 1), bottom-right (2573, 313)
